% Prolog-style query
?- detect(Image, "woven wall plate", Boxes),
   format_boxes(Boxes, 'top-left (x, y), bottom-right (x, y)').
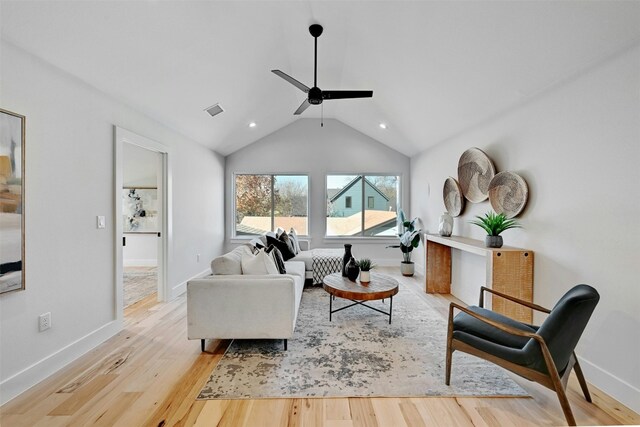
top-left (489, 171), bottom-right (529, 218)
top-left (457, 147), bottom-right (496, 203)
top-left (443, 177), bottom-right (464, 217)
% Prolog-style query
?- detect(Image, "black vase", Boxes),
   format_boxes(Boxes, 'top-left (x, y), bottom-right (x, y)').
top-left (346, 257), bottom-right (360, 281)
top-left (342, 244), bottom-right (353, 277)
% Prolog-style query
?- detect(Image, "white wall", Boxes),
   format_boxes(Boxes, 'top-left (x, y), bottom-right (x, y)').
top-left (224, 118), bottom-right (411, 263)
top-left (411, 44), bottom-right (640, 411)
top-left (0, 41), bottom-right (225, 404)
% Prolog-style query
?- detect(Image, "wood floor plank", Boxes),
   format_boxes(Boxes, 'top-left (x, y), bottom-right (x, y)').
top-left (48, 374), bottom-right (119, 416)
top-left (193, 400), bottom-right (229, 427)
top-left (1, 269), bottom-right (637, 427)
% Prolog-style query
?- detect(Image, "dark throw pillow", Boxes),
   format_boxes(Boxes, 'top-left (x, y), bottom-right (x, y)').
top-left (278, 231), bottom-right (297, 256)
top-left (266, 235), bottom-right (296, 261)
top-left (266, 244), bottom-right (287, 274)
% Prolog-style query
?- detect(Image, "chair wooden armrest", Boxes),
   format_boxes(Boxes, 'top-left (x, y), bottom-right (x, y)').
top-left (479, 286), bottom-right (551, 314)
top-left (448, 302), bottom-right (540, 339)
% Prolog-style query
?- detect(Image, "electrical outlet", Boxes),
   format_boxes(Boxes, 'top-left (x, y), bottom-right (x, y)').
top-left (39, 312), bottom-right (51, 332)
top-left (196, 254), bottom-right (201, 262)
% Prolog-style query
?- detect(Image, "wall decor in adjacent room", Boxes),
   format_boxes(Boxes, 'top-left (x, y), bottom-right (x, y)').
top-left (0, 108), bottom-right (26, 294)
top-left (457, 147), bottom-right (496, 203)
top-left (123, 188), bottom-right (159, 232)
top-left (443, 176), bottom-right (464, 217)
top-left (489, 171), bottom-right (529, 218)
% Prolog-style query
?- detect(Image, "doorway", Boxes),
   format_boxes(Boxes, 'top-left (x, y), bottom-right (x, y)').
top-left (114, 127), bottom-right (172, 321)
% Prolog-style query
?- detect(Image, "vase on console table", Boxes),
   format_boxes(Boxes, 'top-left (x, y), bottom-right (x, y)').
top-left (438, 212), bottom-right (453, 237)
top-left (342, 244), bottom-right (353, 277)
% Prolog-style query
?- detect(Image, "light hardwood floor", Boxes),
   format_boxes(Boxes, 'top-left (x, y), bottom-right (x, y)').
top-left (1, 268), bottom-right (638, 426)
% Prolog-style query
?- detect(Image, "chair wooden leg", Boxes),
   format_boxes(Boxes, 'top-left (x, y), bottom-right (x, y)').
top-left (445, 304), bottom-right (454, 386)
top-left (555, 383), bottom-right (577, 426)
top-left (573, 354), bottom-right (592, 402)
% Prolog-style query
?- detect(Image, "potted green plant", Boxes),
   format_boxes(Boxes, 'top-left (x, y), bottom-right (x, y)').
top-left (388, 209), bottom-right (422, 276)
top-left (356, 258), bottom-right (375, 283)
top-left (470, 211), bottom-right (521, 248)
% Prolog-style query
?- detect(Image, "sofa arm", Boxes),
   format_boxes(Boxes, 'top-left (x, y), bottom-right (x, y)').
top-left (187, 275), bottom-right (298, 340)
top-left (298, 240), bottom-right (310, 251)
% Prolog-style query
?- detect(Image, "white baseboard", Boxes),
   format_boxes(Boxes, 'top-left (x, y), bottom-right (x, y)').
top-left (0, 319), bottom-right (122, 406)
top-left (123, 259), bottom-right (157, 267)
top-left (578, 355), bottom-right (640, 414)
top-left (171, 268), bottom-right (211, 300)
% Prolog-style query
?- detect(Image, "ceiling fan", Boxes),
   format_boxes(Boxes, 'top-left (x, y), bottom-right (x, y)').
top-left (272, 24), bottom-right (373, 115)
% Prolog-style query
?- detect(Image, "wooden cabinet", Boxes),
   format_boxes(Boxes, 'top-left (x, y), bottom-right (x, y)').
top-left (425, 234), bottom-right (534, 323)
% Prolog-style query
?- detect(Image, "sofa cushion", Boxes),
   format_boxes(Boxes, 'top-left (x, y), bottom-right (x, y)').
top-left (241, 250), bottom-right (279, 275)
top-left (290, 250), bottom-right (312, 271)
top-left (266, 235), bottom-right (296, 261)
top-left (289, 228), bottom-right (301, 254)
top-left (279, 231), bottom-right (297, 255)
top-left (211, 245), bottom-right (252, 275)
top-left (267, 245), bottom-right (287, 274)
top-left (283, 260), bottom-right (305, 280)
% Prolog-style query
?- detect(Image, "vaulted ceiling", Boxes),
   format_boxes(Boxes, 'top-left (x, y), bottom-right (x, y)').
top-left (2, 1), bottom-right (639, 156)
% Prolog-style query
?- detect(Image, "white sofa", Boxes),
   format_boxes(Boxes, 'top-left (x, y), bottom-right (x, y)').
top-left (187, 244), bottom-right (306, 351)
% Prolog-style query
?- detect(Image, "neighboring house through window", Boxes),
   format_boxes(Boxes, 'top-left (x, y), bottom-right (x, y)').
top-left (326, 174), bottom-right (399, 237)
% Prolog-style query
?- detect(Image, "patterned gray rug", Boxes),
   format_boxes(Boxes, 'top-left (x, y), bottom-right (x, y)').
top-left (198, 285), bottom-right (529, 399)
top-left (123, 266), bottom-right (157, 307)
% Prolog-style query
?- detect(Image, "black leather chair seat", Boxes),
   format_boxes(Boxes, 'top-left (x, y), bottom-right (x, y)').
top-left (453, 305), bottom-right (538, 349)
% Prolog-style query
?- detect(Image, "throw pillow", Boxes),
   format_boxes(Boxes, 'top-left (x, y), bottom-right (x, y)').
top-left (241, 250), bottom-right (279, 275)
top-left (278, 231), bottom-right (297, 256)
top-left (266, 244), bottom-right (287, 274)
top-left (266, 235), bottom-right (296, 261)
top-left (289, 228), bottom-right (301, 254)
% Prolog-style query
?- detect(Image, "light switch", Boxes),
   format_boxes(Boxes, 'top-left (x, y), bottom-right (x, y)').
top-left (97, 215), bottom-right (106, 229)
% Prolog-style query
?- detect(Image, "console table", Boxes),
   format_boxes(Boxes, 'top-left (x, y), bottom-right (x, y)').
top-left (425, 234), bottom-right (534, 323)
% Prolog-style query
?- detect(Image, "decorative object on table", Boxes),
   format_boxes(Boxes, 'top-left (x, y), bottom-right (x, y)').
top-left (198, 286), bottom-right (528, 400)
top-left (0, 108), bottom-right (26, 294)
top-left (489, 171), bottom-right (529, 218)
top-left (356, 258), bottom-right (375, 283)
top-left (342, 244), bottom-right (353, 277)
top-left (443, 177), bottom-right (464, 217)
top-left (457, 147), bottom-right (496, 203)
top-left (438, 212), bottom-right (453, 237)
top-left (387, 209), bottom-right (422, 277)
top-left (470, 211), bottom-right (521, 248)
top-left (345, 257), bottom-right (360, 281)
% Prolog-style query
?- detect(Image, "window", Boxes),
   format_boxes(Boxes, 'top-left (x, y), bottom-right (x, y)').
top-left (326, 174), bottom-right (399, 237)
top-left (235, 174), bottom-right (308, 236)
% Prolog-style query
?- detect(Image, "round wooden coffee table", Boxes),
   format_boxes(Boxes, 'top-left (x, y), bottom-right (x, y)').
top-left (322, 272), bottom-right (399, 324)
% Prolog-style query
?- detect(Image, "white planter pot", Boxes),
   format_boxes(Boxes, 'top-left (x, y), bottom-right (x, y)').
top-left (401, 262), bottom-right (415, 277)
top-left (359, 270), bottom-right (371, 283)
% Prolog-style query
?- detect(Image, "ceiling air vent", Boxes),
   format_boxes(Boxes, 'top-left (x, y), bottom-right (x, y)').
top-left (204, 103), bottom-right (224, 118)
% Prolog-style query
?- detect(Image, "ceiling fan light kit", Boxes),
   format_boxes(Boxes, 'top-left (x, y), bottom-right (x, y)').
top-left (272, 24), bottom-right (374, 116)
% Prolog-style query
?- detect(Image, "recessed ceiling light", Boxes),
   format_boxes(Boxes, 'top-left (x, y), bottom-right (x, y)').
top-left (249, 122), bottom-right (257, 128)
top-left (379, 123), bottom-right (387, 129)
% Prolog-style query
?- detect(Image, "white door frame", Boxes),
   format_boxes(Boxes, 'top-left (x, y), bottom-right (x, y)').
top-left (114, 126), bottom-right (172, 320)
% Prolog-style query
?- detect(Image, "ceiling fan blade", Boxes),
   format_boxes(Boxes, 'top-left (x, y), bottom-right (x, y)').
top-left (272, 70), bottom-right (310, 93)
top-left (322, 90), bottom-right (373, 100)
top-left (293, 99), bottom-right (311, 115)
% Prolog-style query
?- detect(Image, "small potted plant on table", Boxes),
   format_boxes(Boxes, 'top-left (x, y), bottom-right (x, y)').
top-left (470, 211), bottom-right (521, 248)
top-left (357, 258), bottom-right (375, 283)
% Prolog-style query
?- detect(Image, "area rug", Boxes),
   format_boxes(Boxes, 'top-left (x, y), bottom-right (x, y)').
top-left (123, 266), bottom-right (157, 307)
top-left (198, 285), bottom-right (529, 399)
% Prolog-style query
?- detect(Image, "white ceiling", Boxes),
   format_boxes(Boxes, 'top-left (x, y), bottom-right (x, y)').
top-left (2, 1), bottom-right (639, 156)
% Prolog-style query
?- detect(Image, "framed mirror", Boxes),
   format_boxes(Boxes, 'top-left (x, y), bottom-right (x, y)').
top-left (0, 108), bottom-right (26, 294)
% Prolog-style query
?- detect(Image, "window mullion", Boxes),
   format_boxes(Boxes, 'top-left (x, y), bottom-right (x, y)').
top-left (361, 175), bottom-right (365, 237)
top-left (271, 175), bottom-right (275, 232)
